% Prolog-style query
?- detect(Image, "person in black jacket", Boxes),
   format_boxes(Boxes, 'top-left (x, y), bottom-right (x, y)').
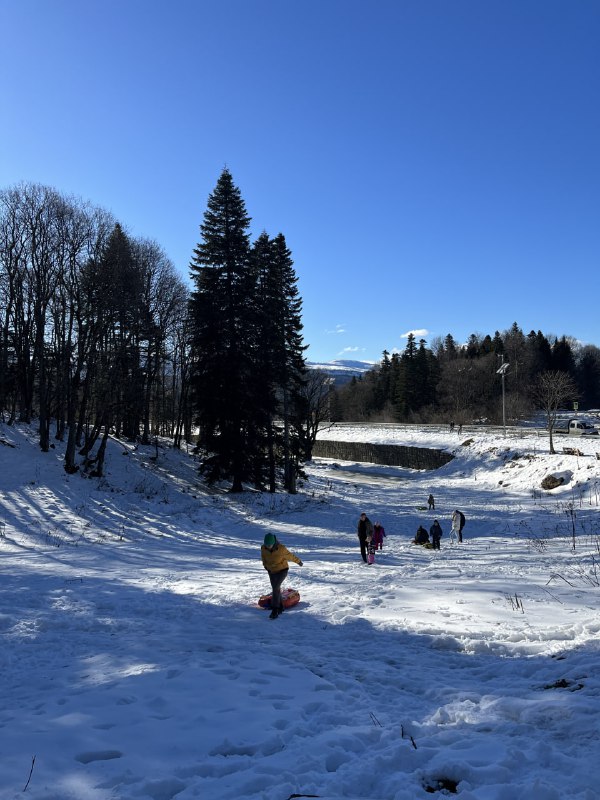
top-left (357, 513), bottom-right (374, 563)
top-left (430, 519), bottom-right (443, 550)
top-left (414, 525), bottom-right (430, 545)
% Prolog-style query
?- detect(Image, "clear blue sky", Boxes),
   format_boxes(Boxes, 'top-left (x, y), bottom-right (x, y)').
top-left (1, 0), bottom-right (599, 364)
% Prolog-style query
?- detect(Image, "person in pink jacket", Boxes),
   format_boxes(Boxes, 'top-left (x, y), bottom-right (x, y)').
top-left (372, 521), bottom-right (386, 550)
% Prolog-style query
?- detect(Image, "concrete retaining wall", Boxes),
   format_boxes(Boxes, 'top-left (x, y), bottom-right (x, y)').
top-left (312, 440), bottom-right (454, 470)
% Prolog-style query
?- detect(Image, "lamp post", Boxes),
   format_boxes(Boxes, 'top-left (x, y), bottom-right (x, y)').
top-left (496, 356), bottom-right (510, 435)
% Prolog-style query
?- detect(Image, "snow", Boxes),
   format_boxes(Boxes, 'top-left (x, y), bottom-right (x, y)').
top-left (1, 420), bottom-right (600, 800)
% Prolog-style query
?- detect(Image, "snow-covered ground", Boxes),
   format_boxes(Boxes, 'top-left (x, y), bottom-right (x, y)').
top-left (1, 420), bottom-right (600, 800)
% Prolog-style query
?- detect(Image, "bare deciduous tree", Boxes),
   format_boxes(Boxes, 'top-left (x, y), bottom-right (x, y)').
top-left (533, 370), bottom-right (578, 454)
top-left (301, 368), bottom-right (333, 459)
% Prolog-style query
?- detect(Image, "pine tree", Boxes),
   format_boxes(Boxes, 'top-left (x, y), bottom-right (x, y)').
top-left (466, 334), bottom-right (480, 359)
top-left (414, 339), bottom-right (438, 411)
top-left (443, 333), bottom-right (458, 360)
top-left (374, 350), bottom-right (392, 410)
top-left (492, 331), bottom-right (504, 355)
top-left (396, 333), bottom-right (418, 417)
top-left (577, 346), bottom-right (600, 409)
top-left (189, 169), bottom-right (254, 491)
top-left (250, 232), bottom-right (280, 490)
top-left (266, 233), bottom-right (307, 492)
top-left (526, 330), bottom-right (553, 378)
top-left (552, 336), bottom-right (576, 376)
top-left (480, 335), bottom-right (493, 355)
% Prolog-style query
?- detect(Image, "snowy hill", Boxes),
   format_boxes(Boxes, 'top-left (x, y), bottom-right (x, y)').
top-left (2, 421), bottom-right (600, 799)
top-left (307, 359), bottom-right (374, 384)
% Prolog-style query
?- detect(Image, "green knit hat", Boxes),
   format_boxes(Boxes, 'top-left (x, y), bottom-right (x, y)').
top-left (264, 533), bottom-right (276, 548)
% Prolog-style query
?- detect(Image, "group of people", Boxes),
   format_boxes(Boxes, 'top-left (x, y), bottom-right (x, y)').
top-left (357, 512), bottom-right (386, 563)
top-left (414, 508), bottom-right (466, 548)
top-left (259, 505), bottom-right (466, 622)
top-left (414, 520), bottom-right (443, 549)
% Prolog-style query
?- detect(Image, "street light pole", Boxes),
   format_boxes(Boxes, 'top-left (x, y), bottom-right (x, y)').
top-left (496, 355), bottom-right (510, 436)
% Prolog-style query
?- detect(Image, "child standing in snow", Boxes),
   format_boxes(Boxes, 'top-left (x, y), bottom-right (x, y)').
top-left (366, 535), bottom-right (376, 564)
top-left (372, 521), bottom-right (386, 550)
top-left (261, 534), bottom-right (303, 619)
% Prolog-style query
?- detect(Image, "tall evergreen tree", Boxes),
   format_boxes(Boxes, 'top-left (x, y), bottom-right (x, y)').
top-left (374, 350), bottom-right (392, 410)
top-left (552, 336), bottom-right (576, 376)
top-left (251, 231), bottom-right (307, 492)
top-left (465, 334), bottom-right (480, 359)
top-left (480, 335), bottom-right (493, 355)
top-left (414, 338), bottom-right (439, 411)
top-left (577, 345), bottom-right (600, 409)
top-left (492, 330), bottom-right (504, 354)
top-left (526, 330), bottom-right (553, 378)
top-left (269, 233), bottom-right (307, 492)
top-left (443, 333), bottom-right (458, 360)
top-left (250, 232), bottom-right (279, 490)
top-left (189, 169), bottom-right (254, 491)
top-left (398, 333), bottom-right (419, 417)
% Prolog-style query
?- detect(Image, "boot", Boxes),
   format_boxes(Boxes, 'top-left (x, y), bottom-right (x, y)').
top-left (269, 609), bottom-right (278, 619)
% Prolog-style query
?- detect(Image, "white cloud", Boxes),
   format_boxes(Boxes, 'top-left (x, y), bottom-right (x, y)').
top-left (337, 346), bottom-right (366, 356)
top-left (400, 328), bottom-right (429, 339)
top-left (326, 324), bottom-right (346, 335)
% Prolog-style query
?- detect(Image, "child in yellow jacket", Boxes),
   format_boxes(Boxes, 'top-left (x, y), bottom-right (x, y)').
top-left (261, 534), bottom-right (303, 619)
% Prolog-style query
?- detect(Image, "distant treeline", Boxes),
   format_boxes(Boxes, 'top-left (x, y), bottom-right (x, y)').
top-left (329, 326), bottom-right (600, 423)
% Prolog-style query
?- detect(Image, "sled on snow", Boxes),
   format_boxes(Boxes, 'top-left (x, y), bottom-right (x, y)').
top-left (258, 587), bottom-right (300, 610)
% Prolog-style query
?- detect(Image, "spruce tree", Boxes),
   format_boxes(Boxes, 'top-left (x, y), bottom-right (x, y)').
top-left (189, 169), bottom-right (254, 491)
top-left (552, 336), bottom-right (576, 376)
top-left (414, 338), bottom-right (438, 410)
top-left (265, 233), bottom-right (307, 492)
top-left (577, 346), bottom-right (600, 409)
top-left (396, 333), bottom-right (418, 417)
top-left (374, 350), bottom-right (392, 410)
top-left (250, 232), bottom-right (279, 490)
top-left (443, 333), bottom-right (458, 360)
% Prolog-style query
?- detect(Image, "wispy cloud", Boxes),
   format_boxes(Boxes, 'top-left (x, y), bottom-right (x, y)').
top-left (326, 324), bottom-right (346, 335)
top-left (337, 346), bottom-right (365, 356)
top-left (400, 329), bottom-right (429, 339)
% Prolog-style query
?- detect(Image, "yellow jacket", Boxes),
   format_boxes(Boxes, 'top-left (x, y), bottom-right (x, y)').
top-left (261, 543), bottom-right (302, 573)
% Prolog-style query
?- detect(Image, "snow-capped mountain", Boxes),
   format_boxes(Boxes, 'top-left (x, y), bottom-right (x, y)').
top-left (307, 359), bottom-right (374, 385)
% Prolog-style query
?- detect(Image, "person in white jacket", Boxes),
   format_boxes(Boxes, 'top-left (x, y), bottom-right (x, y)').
top-left (451, 510), bottom-right (465, 543)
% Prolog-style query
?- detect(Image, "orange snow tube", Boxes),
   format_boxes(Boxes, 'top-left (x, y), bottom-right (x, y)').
top-left (258, 587), bottom-right (300, 610)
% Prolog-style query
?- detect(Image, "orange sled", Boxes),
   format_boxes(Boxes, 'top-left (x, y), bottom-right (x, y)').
top-left (258, 587), bottom-right (300, 610)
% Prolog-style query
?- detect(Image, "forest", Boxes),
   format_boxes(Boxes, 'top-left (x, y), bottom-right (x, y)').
top-left (0, 173), bottom-right (308, 492)
top-left (2, 176), bottom-right (599, 492)
top-left (329, 327), bottom-right (600, 424)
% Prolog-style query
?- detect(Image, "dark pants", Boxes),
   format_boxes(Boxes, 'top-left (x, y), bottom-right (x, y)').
top-left (269, 568), bottom-right (288, 610)
top-left (432, 536), bottom-right (441, 550)
top-left (459, 527), bottom-right (464, 543)
top-left (358, 536), bottom-right (368, 562)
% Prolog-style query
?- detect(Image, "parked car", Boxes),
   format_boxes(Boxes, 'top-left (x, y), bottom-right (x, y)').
top-left (554, 418), bottom-right (599, 436)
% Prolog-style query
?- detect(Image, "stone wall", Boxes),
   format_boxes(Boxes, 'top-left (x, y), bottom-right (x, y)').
top-left (312, 440), bottom-right (454, 470)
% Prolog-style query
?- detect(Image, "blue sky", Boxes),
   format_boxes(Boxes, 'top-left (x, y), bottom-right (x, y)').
top-left (1, 0), bottom-right (599, 364)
